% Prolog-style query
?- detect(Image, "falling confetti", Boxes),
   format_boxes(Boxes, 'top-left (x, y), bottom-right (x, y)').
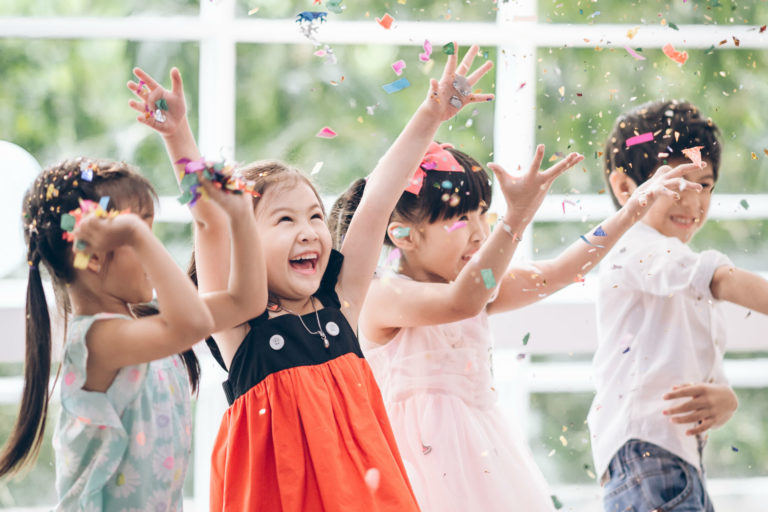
top-left (419, 40), bottom-right (433, 62)
top-left (732, 446), bottom-right (739, 452)
top-left (445, 221), bottom-right (466, 232)
top-left (364, 468), bottom-right (380, 491)
top-left (551, 495), bottom-right (564, 509)
top-left (682, 146), bottom-right (704, 166)
top-left (310, 161), bottom-right (324, 175)
top-left (662, 43), bottom-right (688, 65)
top-left (580, 235), bottom-right (605, 248)
top-left (740, 199), bottom-right (749, 210)
top-left (376, 13), bottom-right (394, 29)
top-left (391, 59), bottom-right (406, 75)
top-left (593, 226), bottom-right (607, 236)
top-left (442, 42), bottom-right (455, 55)
top-left (316, 126), bottom-right (337, 138)
top-left (481, 268), bottom-right (496, 289)
top-left (522, 332), bottom-right (530, 346)
top-left (382, 77), bottom-right (411, 94)
top-left (625, 131), bottom-right (654, 148)
top-left (624, 46), bottom-right (646, 60)
top-left (326, 0), bottom-right (344, 14)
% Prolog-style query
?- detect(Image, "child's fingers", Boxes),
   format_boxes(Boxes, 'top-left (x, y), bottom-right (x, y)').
top-left (170, 67), bottom-right (184, 95)
top-left (526, 145), bottom-right (546, 174)
top-left (685, 417), bottom-right (714, 436)
top-left (487, 162), bottom-right (507, 178)
top-left (668, 409), bottom-right (705, 424)
top-left (132, 67), bottom-right (160, 90)
top-left (661, 162), bottom-right (706, 180)
top-left (664, 177), bottom-right (703, 193)
top-left (456, 44), bottom-right (479, 76)
top-left (128, 99), bottom-right (149, 114)
top-left (663, 385), bottom-right (702, 401)
top-left (466, 60), bottom-right (494, 85)
top-left (540, 153), bottom-right (583, 180)
top-left (126, 80), bottom-right (148, 100)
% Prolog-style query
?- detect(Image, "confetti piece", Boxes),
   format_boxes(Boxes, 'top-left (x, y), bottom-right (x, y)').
top-left (668, 22), bottom-right (679, 31)
top-left (155, 98), bottom-right (168, 111)
top-left (419, 40), bottom-right (432, 62)
top-left (442, 42), bottom-right (455, 55)
top-left (580, 235), bottom-right (605, 248)
top-left (247, 7), bottom-right (259, 15)
top-left (593, 226), bottom-right (607, 236)
top-left (624, 46), bottom-right (646, 60)
top-left (445, 221), bottom-right (466, 232)
top-left (480, 268), bottom-right (496, 289)
top-left (551, 495), bottom-right (564, 509)
top-left (662, 43), bottom-right (688, 65)
top-left (310, 161), bottom-right (324, 175)
top-left (740, 199), bottom-right (749, 210)
top-left (751, 152), bottom-right (758, 160)
top-left (731, 446), bottom-right (739, 452)
top-left (761, 25), bottom-right (766, 33)
top-left (682, 146), bottom-right (704, 166)
top-left (386, 247), bottom-right (401, 264)
top-left (626, 27), bottom-right (639, 39)
top-left (622, 347), bottom-right (631, 354)
top-left (60, 213), bottom-right (76, 232)
top-left (625, 131), bottom-right (654, 148)
top-left (376, 13), bottom-right (394, 29)
top-left (316, 126), bottom-right (337, 138)
top-left (391, 59), bottom-right (406, 75)
top-left (326, 0), bottom-right (344, 14)
top-left (99, 196), bottom-right (111, 210)
top-left (522, 332), bottom-right (530, 346)
top-left (392, 227), bottom-right (410, 238)
top-left (73, 251), bottom-right (91, 270)
top-left (382, 77), bottom-right (410, 94)
top-left (421, 443), bottom-right (432, 455)
top-left (364, 468), bottom-right (380, 491)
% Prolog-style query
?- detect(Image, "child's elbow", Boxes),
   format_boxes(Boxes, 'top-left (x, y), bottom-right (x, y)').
top-left (186, 309), bottom-right (215, 341)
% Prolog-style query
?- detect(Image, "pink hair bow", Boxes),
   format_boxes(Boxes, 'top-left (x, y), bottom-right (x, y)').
top-left (405, 141), bottom-right (463, 195)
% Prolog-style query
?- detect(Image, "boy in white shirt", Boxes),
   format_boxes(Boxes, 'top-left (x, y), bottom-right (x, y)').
top-left (588, 99), bottom-right (768, 511)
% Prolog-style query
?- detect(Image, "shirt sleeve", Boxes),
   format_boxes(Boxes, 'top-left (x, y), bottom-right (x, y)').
top-left (611, 237), bottom-right (733, 299)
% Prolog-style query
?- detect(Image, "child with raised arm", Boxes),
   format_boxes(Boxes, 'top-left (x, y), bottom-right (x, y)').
top-left (0, 157), bottom-right (263, 510)
top-left (329, 110), bottom-right (705, 511)
top-left (590, 99), bottom-right (768, 512)
top-left (128, 44), bottom-right (494, 511)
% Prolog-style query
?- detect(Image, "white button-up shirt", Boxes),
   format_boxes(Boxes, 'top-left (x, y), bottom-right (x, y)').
top-left (587, 221), bottom-right (732, 479)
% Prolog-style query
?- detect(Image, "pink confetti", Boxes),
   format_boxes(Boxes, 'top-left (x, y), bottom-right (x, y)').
top-left (682, 146), bottom-right (704, 166)
top-left (392, 59), bottom-right (406, 75)
top-left (662, 43), bottom-right (688, 65)
top-left (625, 131), bottom-right (654, 148)
top-left (64, 372), bottom-right (75, 386)
top-left (386, 248), bottom-right (401, 264)
top-left (445, 221), bottom-right (466, 232)
top-left (418, 40), bottom-right (432, 62)
top-left (316, 126), bottom-right (337, 138)
top-left (623, 46), bottom-right (646, 60)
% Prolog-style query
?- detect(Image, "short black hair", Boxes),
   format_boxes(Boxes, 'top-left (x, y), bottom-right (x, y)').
top-left (604, 99), bottom-right (722, 208)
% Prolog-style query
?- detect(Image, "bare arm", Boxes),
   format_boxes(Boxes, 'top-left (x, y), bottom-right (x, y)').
top-left (711, 266), bottom-right (768, 315)
top-left (488, 161), bottom-right (706, 314)
top-left (338, 44), bottom-right (494, 323)
top-left (76, 213), bottom-right (214, 371)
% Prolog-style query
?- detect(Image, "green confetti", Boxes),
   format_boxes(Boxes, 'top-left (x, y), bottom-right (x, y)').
top-left (551, 495), bottom-right (563, 509)
top-left (155, 98), bottom-right (169, 111)
top-left (523, 332), bottom-right (530, 346)
top-left (668, 22), bottom-right (679, 30)
top-left (740, 199), bottom-right (750, 210)
top-left (326, 0), bottom-right (344, 14)
top-left (60, 213), bottom-right (75, 232)
top-left (442, 42), bottom-right (455, 55)
top-left (392, 227), bottom-right (410, 239)
top-left (480, 268), bottom-right (496, 289)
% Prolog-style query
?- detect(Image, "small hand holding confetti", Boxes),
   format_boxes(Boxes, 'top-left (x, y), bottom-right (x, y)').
top-left (128, 67), bottom-right (186, 137)
top-left (175, 157), bottom-right (260, 206)
top-left (61, 198), bottom-right (126, 269)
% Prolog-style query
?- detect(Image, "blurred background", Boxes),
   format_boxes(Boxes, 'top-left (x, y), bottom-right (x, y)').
top-left (1, 0), bottom-right (767, 510)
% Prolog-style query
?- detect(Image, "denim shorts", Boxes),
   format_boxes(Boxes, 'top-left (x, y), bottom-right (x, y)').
top-left (602, 440), bottom-right (714, 512)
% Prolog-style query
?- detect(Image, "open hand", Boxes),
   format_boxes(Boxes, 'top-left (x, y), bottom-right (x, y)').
top-left (423, 42), bottom-right (495, 122)
top-left (624, 161), bottom-right (705, 216)
top-left (488, 145), bottom-right (583, 225)
top-left (663, 382), bottom-right (738, 436)
top-left (127, 67), bottom-right (188, 137)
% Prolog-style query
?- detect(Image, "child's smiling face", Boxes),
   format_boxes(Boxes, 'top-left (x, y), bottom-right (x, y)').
top-left (641, 159), bottom-right (716, 243)
top-left (254, 181), bottom-right (332, 301)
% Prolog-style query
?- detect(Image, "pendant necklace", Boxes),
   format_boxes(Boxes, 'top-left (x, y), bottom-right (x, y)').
top-left (267, 296), bottom-right (330, 348)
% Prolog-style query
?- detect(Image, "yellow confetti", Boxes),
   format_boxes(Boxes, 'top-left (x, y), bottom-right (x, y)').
top-left (627, 27), bottom-right (639, 39)
top-left (247, 7), bottom-right (259, 15)
top-left (397, 0), bottom-right (407, 3)
top-left (752, 152), bottom-right (758, 160)
top-left (559, 435), bottom-right (568, 447)
top-left (558, 86), bottom-right (565, 97)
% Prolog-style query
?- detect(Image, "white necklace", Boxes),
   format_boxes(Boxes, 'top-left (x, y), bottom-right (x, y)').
top-left (267, 296), bottom-right (330, 348)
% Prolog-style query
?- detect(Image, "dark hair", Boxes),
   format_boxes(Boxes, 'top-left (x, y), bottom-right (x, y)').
top-left (604, 99), bottom-right (722, 208)
top-left (0, 158), bottom-right (197, 477)
top-left (329, 146), bottom-right (492, 249)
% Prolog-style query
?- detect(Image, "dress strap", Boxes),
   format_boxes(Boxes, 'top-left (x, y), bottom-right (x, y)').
top-left (316, 249), bottom-right (344, 308)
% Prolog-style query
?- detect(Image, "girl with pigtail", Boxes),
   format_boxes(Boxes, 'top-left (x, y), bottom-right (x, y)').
top-left (128, 43), bottom-right (493, 511)
top-left (0, 157), bottom-right (264, 510)
top-left (329, 110), bottom-right (706, 511)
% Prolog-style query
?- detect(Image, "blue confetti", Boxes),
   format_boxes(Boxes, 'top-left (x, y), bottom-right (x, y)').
top-left (580, 235), bottom-right (605, 248)
top-left (99, 196), bottom-right (110, 210)
top-left (481, 268), bottom-right (496, 289)
top-left (593, 226), bottom-right (607, 236)
top-left (382, 77), bottom-right (411, 94)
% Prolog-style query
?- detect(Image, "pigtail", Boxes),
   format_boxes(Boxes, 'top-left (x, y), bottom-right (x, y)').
top-left (328, 178), bottom-right (367, 250)
top-left (0, 257), bottom-right (52, 477)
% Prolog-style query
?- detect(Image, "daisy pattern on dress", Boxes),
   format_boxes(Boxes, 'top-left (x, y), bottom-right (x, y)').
top-left (151, 444), bottom-right (176, 483)
top-left (145, 488), bottom-right (173, 512)
top-left (128, 418), bottom-right (153, 459)
top-left (110, 462), bottom-right (141, 499)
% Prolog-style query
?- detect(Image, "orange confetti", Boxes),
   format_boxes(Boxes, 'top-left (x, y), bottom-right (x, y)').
top-left (682, 146), bottom-right (704, 166)
top-left (662, 43), bottom-right (688, 65)
top-left (376, 13), bottom-right (394, 29)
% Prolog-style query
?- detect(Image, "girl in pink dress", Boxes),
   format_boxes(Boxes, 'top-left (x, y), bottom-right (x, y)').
top-left (330, 136), bottom-right (702, 511)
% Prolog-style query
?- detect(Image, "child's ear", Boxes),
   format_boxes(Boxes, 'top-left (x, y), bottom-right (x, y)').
top-left (85, 253), bottom-right (103, 273)
top-left (387, 222), bottom-right (417, 251)
top-left (608, 171), bottom-right (638, 206)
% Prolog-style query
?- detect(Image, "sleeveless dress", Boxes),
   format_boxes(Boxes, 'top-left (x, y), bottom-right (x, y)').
top-left (208, 250), bottom-right (420, 512)
top-left (363, 274), bottom-right (556, 512)
top-left (54, 313), bottom-right (192, 511)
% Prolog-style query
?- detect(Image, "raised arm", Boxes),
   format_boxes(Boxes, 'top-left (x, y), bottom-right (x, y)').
top-left (127, 68), bottom-right (232, 306)
top-left (75, 212), bottom-right (214, 371)
top-left (338, 43), bottom-right (494, 321)
top-left (487, 161), bottom-right (706, 314)
top-left (363, 146), bottom-right (583, 337)
top-left (711, 266), bottom-right (768, 316)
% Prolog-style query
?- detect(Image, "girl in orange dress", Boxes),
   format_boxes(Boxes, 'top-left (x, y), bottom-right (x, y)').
top-left (127, 43), bottom-right (494, 511)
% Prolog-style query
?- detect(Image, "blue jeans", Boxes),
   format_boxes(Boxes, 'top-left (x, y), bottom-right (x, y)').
top-left (602, 440), bottom-right (715, 512)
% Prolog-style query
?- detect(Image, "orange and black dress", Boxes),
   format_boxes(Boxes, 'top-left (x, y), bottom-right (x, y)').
top-left (208, 250), bottom-right (420, 512)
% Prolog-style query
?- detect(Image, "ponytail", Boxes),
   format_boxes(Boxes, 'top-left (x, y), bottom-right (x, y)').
top-left (329, 178), bottom-right (367, 250)
top-left (0, 262), bottom-right (52, 477)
